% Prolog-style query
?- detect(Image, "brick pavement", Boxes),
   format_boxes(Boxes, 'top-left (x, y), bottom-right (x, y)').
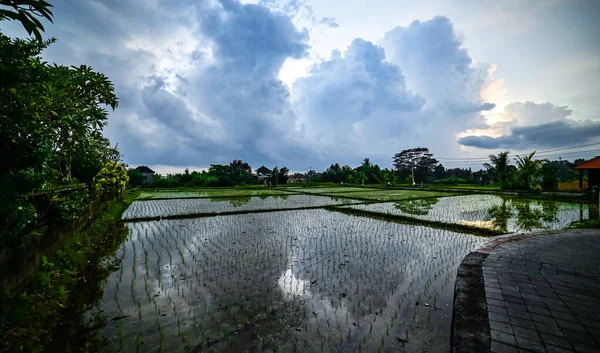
top-left (482, 230), bottom-right (600, 353)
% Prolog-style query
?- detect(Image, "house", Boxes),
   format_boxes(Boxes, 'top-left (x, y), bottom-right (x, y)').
top-left (572, 156), bottom-right (600, 190)
top-left (256, 166), bottom-right (272, 182)
top-left (288, 177), bottom-right (305, 183)
top-left (135, 165), bottom-right (156, 185)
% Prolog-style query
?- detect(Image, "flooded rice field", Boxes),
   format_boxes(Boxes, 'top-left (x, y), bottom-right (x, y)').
top-left (123, 195), bottom-right (359, 220)
top-left (343, 194), bottom-right (593, 233)
top-left (79, 188), bottom-right (597, 352)
top-left (89, 209), bottom-right (485, 353)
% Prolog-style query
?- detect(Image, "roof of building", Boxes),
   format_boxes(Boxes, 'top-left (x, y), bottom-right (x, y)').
top-left (135, 165), bottom-right (156, 174)
top-left (256, 166), bottom-right (272, 174)
top-left (572, 156), bottom-right (600, 170)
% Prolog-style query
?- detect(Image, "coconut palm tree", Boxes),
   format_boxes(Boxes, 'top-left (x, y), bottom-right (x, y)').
top-left (515, 152), bottom-right (543, 190)
top-left (483, 151), bottom-right (510, 186)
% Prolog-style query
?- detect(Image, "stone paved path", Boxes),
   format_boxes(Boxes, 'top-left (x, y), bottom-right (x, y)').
top-left (482, 229), bottom-right (600, 353)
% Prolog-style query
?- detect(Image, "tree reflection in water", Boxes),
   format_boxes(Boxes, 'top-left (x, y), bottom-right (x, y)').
top-left (394, 198), bottom-right (439, 216)
top-left (486, 198), bottom-right (560, 233)
top-left (486, 200), bottom-right (513, 233)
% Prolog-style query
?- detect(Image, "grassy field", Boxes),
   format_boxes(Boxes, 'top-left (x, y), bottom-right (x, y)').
top-left (317, 189), bottom-right (455, 201)
top-left (423, 184), bottom-right (500, 191)
top-left (287, 186), bottom-right (378, 194)
top-left (137, 188), bottom-right (294, 199)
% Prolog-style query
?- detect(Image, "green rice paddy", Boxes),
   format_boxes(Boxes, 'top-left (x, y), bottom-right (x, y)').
top-left (80, 187), bottom-right (595, 352)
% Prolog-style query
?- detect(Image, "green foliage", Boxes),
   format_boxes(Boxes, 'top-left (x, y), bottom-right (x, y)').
top-left (539, 161), bottom-right (559, 192)
top-left (0, 197), bottom-right (130, 353)
top-left (438, 177), bottom-right (467, 185)
top-left (514, 152), bottom-right (543, 191)
top-left (0, 196), bottom-right (38, 247)
top-left (483, 151), bottom-right (511, 187)
top-left (94, 161), bottom-right (128, 194)
top-left (393, 147), bottom-right (439, 183)
top-left (0, 31), bottom-right (121, 247)
top-left (50, 189), bottom-right (89, 224)
top-left (0, 0), bottom-right (54, 41)
top-left (127, 168), bottom-right (144, 187)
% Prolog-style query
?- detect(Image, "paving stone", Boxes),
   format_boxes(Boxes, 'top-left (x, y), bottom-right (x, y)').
top-left (544, 344), bottom-right (574, 353)
top-left (561, 329), bottom-right (598, 352)
top-left (548, 310), bottom-right (577, 323)
top-left (489, 304), bottom-right (509, 315)
top-left (490, 320), bottom-right (514, 335)
top-left (527, 305), bottom-right (551, 317)
top-left (533, 322), bottom-right (564, 337)
top-left (539, 333), bottom-right (572, 349)
top-left (555, 319), bottom-right (587, 333)
top-left (512, 326), bottom-right (541, 341)
top-left (490, 311), bottom-right (511, 324)
top-left (515, 335), bottom-right (546, 353)
top-left (510, 309), bottom-right (532, 320)
top-left (530, 313), bottom-right (557, 327)
top-left (491, 329), bottom-right (517, 346)
top-left (510, 317), bottom-right (537, 330)
top-left (491, 340), bottom-right (519, 353)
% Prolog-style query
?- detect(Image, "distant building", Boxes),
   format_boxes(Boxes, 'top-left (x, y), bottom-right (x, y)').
top-left (572, 156), bottom-right (600, 190)
top-left (288, 177), bottom-right (305, 183)
top-left (135, 165), bottom-right (156, 185)
top-left (256, 166), bottom-right (272, 182)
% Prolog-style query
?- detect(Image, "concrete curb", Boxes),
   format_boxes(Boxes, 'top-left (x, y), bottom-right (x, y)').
top-left (451, 252), bottom-right (491, 353)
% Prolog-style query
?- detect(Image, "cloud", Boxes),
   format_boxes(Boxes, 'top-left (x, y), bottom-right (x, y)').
top-left (320, 17), bottom-right (339, 28)
top-left (458, 101), bottom-right (600, 150)
top-left (291, 39), bottom-right (425, 159)
top-left (6, 1), bottom-right (560, 170)
top-left (382, 16), bottom-right (496, 117)
top-left (458, 120), bottom-right (600, 149)
top-left (503, 101), bottom-right (573, 125)
top-left (289, 16), bottom-right (499, 163)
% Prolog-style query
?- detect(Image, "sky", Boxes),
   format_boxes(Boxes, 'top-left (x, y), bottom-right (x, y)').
top-left (2, 0), bottom-right (600, 174)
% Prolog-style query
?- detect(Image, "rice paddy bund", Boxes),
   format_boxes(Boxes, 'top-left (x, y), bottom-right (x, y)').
top-left (88, 187), bottom-right (594, 353)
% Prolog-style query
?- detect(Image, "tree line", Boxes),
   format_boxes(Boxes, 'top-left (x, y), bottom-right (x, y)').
top-left (128, 160), bottom-right (290, 188)
top-left (301, 148), bottom-right (586, 191)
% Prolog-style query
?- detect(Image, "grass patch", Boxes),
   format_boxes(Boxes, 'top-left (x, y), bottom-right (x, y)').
top-left (568, 220), bottom-right (600, 229)
top-left (0, 191), bottom-right (135, 353)
top-left (328, 207), bottom-right (501, 237)
top-left (426, 184), bottom-right (500, 191)
top-left (289, 187), bottom-right (380, 194)
top-left (137, 188), bottom-right (293, 200)
top-left (318, 189), bottom-right (455, 202)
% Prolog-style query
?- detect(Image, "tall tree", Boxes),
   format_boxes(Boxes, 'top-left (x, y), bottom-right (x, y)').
top-left (276, 167), bottom-right (289, 184)
top-left (362, 158), bottom-right (372, 167)
top-left (483, 151), bottom-right (510, 186)
top-left (515, 152), bottom-right (543, 190)
top-left (229, 159), bottom-right (251, 182)
top-left (393, 147), bottom-right (438, 183)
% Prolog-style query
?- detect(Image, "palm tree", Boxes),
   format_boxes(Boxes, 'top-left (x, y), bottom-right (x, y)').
top-left (515, 152), bottom-right (543, 190)
top-left (362, 158), bottom-right (372, 167)
top-left (483, 151), bottom-right (510, 186)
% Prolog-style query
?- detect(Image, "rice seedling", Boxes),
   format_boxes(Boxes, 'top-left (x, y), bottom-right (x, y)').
top-left (89, 206), bottom-right (487, 352)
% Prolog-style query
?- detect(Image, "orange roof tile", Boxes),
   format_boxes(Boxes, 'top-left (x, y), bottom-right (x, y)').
top-left (572, 156), bottom-right (600, 170)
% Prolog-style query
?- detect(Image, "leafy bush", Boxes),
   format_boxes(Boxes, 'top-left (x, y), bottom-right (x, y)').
top-left (0, 196), bottom-right (38, 247)
top-left (94, 161), bottom-right (128, 194)
top-left (49, 189), bottom-right (89, 224)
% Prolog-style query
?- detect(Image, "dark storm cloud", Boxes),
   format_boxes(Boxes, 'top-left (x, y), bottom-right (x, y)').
top-left (459, 120), bottom-right (600, 149)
